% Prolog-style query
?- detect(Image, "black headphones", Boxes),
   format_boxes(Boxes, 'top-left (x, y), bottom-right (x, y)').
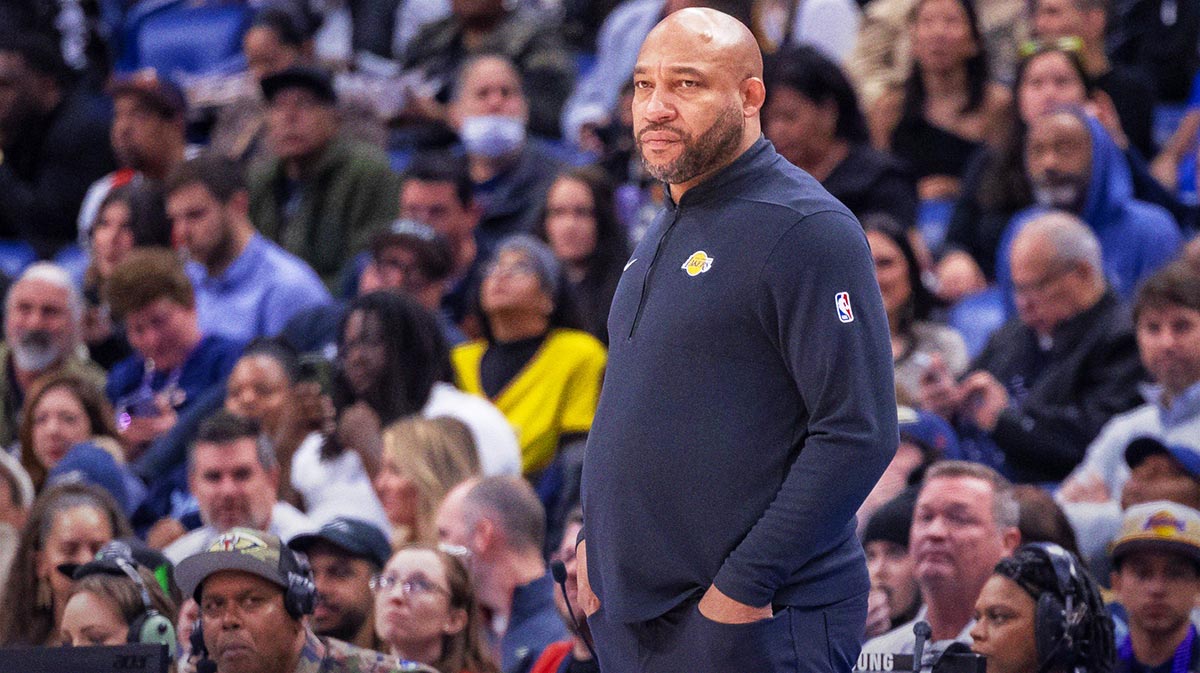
top-left (1026, 542), bottom-right (1089, 671)
top-left (98, 542), bottom-right (179, 659)
top-left (283, 551), bottom-right (317, 620)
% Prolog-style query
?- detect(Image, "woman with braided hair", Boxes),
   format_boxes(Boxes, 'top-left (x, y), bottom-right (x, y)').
top-left (971, 542), bottom-right (1115, 673)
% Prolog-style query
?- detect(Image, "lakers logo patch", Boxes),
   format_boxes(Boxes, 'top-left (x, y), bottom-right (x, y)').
top-left (682, 251), bottom-right (714, 277)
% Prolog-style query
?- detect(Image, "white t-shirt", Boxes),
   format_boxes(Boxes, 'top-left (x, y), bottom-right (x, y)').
top-left (290, 432), bottom-right (391, 531)
top-left (288, 383), bottom-right (519, 535)
top-left (423, 382), bottom-right (520, 476)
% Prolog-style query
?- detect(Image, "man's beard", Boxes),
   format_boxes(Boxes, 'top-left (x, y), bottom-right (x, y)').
top-left (638, 103), bottom-right (744, 186)
top-left (11, 330), bottom-right (64, 372)
top-left (315, 602), bottom-right (369, 643)
top-left (1031, 172), bottom-right (1088, 212)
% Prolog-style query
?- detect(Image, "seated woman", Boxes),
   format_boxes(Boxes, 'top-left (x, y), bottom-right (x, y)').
top-left (83, 183), bottom-right (171, 370)
top-left (18, 373), bottom-right (128, 497)
top-left (867, 0), bottom-right (1010, 201)
top-left (766, 45), bottom-right (918, 228)
top-left (452, 236), bottom-right (606, 486)
top-left (0, 482), bottom-right (133, 646)
top-left (373, 545), bottom-right (499, 673)
top-left (373, 416), bottom-right (480, 546)
top-left (58, 543), bottom-right (179, 656)
top-left (939, 39), bottom-right (1186, 300)
top-left (534, 167), bottom-right (630, 345)
top-left (865, 216), bottom-right (967, 407)
top-left (971, 543), bottom-right (1114, 673)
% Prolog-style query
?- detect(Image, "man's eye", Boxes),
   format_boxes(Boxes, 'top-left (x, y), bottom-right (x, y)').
top-left (634, 80), bottom-right (651, 89)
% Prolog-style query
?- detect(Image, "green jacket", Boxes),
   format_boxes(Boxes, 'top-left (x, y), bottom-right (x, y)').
top-left (294, 631), bottom-right (437, 673)
top-left (0, 342), bottom-right (107, 450)
top-left (248, 138), bottom-right (399, 282)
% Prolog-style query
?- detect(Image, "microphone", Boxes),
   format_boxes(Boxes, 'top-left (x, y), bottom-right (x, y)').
top-left (190, 620), bottom-right (217, 673)
top-left (549, 560), bottom-right (600, 663)
top-left (912, 621), bottom-right (933, 673)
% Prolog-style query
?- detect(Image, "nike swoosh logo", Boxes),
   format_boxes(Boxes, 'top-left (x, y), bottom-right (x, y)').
top-left (624, 258), bottom-right (638, 272)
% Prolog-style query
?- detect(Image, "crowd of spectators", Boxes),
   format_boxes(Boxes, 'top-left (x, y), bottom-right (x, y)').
top-left (0, 0), bottom-right (1198, 671)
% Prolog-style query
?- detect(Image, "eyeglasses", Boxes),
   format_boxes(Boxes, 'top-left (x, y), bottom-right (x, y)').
top-left (1019, 36), bottom-right (1084, 59)
top-left (482, 260), bottom-right (539, 279)
top-left (369, 573), bottom-right (449, 597)
top-left (1013, 263), bottom-right (1078, 297)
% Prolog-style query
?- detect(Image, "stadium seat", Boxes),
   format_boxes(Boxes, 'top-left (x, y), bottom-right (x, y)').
top-left (917, 197), bottom-right (955, 257)
top-left (948, 286), bottom-right (1007, 359)
top-left (53, 245), bottom-right (91, 287)
top-left (132, 2), bottom-right (252, 77)
top-left (0, 241), bottom-right (38, 280)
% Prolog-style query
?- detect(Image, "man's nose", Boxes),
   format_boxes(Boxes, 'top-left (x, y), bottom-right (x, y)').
top-left (644, 89), bottom-right (675, 122)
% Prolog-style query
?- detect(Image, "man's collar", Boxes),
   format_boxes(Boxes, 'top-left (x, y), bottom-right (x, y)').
top-left (665, 136), bottom-right (772, 209)
top-left (293, 628), bottom-right (326, 673)
top-left (1047, 288), bottom-right (1117, 349)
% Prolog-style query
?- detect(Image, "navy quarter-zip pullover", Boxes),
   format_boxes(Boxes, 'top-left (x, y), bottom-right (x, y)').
top-left (580, 137), bottom-right (899, 623)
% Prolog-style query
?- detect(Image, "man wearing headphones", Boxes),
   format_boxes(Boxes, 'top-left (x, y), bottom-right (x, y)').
top-left (1110, 501), bottom-right (1200, 673)
top-left (175, 527), bottom-right (435, 673)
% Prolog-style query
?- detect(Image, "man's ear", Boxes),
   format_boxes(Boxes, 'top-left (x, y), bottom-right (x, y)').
top-left (473, 517), bottom-right (496, 555)
top-left (1001, 526), bottom-right (1021, 554)
top-left (742, 78), bottom-right (766, 117)
top-left (228, 190), bottom-right (251, 217)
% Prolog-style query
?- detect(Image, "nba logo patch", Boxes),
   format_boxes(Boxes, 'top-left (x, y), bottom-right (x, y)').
top-left (835, 292), bottom-right (854, 323)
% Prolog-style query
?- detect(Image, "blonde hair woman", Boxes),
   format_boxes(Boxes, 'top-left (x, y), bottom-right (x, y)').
top-left (373, 417), bottom-right (480, 545)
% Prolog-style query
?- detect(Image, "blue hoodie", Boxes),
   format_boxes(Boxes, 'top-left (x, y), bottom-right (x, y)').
top-left (995, 109), bottom-right (1182, 306)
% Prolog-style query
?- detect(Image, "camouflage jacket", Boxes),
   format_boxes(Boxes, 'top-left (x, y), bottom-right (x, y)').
top-left (294, 630), bottom-right (440, 673)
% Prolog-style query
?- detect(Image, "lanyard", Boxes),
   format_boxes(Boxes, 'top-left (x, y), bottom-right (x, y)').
top-left (1120, 624), bottom-right (1195, 673)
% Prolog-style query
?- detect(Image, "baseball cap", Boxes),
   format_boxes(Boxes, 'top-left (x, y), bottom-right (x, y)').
top-left (370, 219), bottom-right (454, 282)
top-left (175, 528), bottom-right (308, 600)
top-left (288, 517), bottom-right (392, 568)
top-left (1124, 436), bottom-right (1200, 479)
top-left (46, 443), bottom-right (134, 516)
top-left (898, 406), bottom-right (959, 460)
top-left (109, 69), bottom-right (187, 118)
top-left (58, 538), bottom-right (177, 596)
top-left (863, 488), bottom-right (918, 549)
top-left (1111, 500), bottom-right (1200, 566)
top-left (261, 66), bottom-right (337, 105)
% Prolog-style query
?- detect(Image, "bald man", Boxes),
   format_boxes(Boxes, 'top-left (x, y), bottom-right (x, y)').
top-left (578, 9), bottom-right (898, 672)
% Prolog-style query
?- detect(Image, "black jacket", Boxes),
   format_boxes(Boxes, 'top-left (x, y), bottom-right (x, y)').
top-left (972, 289), bottom-right (1145, 483)
top-left (581, 137), bottom-right (898, 622)
top-left (0, 87), bottom-right (115, 255)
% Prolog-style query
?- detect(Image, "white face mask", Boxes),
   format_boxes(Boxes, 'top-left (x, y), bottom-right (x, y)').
top-left (460, 115), bottom-right (526, 158)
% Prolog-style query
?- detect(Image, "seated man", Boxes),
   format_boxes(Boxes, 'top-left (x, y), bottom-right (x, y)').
top-left (436, 476), bottom-right (567, 673)
top-left (862, 461), bottom-right (1021, 660)
top-left (288, 517), bottom-right (392, 651)
top-left (175, 527), bottom-right (435, 673)
top-left (104, 250), bottom-right (242, 518)
top-left (995, 108), bottom-right (1181, 302)
top-left (1058, 260), bottom-right (1200, 556)
top-left (248, 66), bottom-right (399, 282)
top-left (167, 155), bottom-right (331, 342)
top-left (921, 212), bottom-right (1145, 483)
top-left (528, 508), bottom-right (597, 673)
top-left (0, 34), bottom-right (115, 254)
top-left (398, 152), bottom-right (484, 326)
top-left (165, 412), bottom-right (311, 563)
top-left (78, 70), bottom-right (191, 243)
top-left (0, 263), bottom-right (105, 448)
top-left (448, 55), bottom-right (562, 254)
top-left (1109, 501), bottom-right (1200, 672)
